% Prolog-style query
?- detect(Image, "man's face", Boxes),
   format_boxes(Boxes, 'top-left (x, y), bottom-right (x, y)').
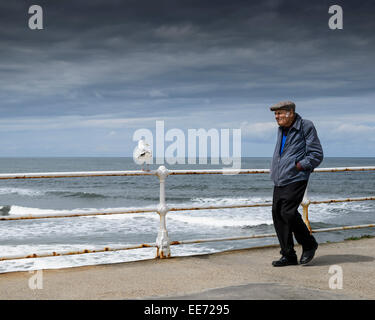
top-left (274, 109), bottom-right (295, 127)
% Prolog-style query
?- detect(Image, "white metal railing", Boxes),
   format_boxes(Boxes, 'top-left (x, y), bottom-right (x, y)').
top-left (0, 166), bottom-right (375, 261)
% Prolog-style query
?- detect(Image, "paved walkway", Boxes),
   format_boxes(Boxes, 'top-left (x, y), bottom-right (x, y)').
top-left (1, 238), bottom-right (374, 299)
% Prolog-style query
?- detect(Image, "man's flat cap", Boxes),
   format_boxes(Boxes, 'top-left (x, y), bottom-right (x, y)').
top-left (270, 101), bottom-right (296, 112)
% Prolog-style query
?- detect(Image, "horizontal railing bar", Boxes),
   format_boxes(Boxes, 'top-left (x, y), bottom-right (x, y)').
top-left (172, 224), bottom-right (375, 246)
top-left (170, 224), bottom-right (375, 246)
top-left (1, 196), bottom-right (374, 221)
top-left (0, 166), bottom-right (374, 180)
top-left (0, 243), bottom-right (156, 261)
top-left (0, 170), bottom-right (157, 180)
top-left (313, 166), bottom-right (375, 173)
top-left (311, 224), bottom-right (375, 233)
top-left (170, 233), bottom-right (277, 245)
top-left (310, 197), bottom-right (375, 204)
top-left (163, 166), bottom-right (375, 175)
top-left (1, 223), bottom-right (374, 262)
top-left (168, 203), bottom-right (272, 212)
top-left (168, 169), bottom-right (270, 175)
top-left (0, 208), bottom-right (158, 221)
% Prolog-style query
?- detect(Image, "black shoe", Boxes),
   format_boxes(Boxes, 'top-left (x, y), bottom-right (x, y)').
top-left (300, 242), bottom-right (318, 265)
top-left (272, 256), bottom-right (298, 267)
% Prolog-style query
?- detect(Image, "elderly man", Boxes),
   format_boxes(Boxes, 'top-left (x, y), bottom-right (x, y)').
top-left (270, 101), bottom-right (323, 266)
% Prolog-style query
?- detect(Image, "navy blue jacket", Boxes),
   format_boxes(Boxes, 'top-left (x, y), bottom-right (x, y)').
top-left (270, 113), bottom-right (324, 187)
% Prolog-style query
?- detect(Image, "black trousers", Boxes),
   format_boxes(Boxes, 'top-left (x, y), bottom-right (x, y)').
top-left (272, 180), bottom-right (316, 258)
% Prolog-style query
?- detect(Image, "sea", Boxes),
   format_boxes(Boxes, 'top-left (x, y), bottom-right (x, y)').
top-left (0, 157), bottom-right (374, 273)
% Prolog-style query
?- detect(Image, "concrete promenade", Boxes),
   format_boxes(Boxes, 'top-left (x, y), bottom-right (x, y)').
top-left (0, 237), bottom-right (374, 300)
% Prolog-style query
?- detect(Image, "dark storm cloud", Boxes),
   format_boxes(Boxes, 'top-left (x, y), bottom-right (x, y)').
top-left (0, 0), bottom-right (374, 156)
top-left (1, 0), bottom-right (374, 118)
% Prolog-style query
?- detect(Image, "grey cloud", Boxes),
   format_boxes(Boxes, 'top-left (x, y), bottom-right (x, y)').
top-left (1, 0), bottom-right (374, 156)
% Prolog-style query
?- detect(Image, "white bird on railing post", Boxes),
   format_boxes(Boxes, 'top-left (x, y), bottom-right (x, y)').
top-left (133, 139), bottom-right (152, 171)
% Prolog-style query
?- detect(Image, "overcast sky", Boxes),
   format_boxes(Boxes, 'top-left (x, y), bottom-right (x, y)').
top-left (1, 0), bottom-right (374, 157)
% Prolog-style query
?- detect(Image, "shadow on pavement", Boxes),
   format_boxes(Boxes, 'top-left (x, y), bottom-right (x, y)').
top-left (306, 254), bottom-right (374, 266)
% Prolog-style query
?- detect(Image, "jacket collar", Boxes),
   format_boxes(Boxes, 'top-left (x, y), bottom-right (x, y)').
top-left (279, 113), bottom-right (302, 132)
top-left (291, 113), bottom-right (302, 131)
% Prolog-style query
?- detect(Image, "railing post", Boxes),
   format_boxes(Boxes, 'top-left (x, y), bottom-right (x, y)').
top-left (301, 185), bottom-right (312, 234)
top-left (155, 165), bottom-right (171, 258)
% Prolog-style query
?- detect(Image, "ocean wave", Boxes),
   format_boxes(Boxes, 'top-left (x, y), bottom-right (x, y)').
top-left (163, 196), bottom-right (274, 228)
top-left (2, 205), bottom-right (159, 219)
top-left (190, 196), bottom-right (273, 205)
top-left (46, 190), bottom-right (108, 199)
top-left (0, 187), bottom-right (110, 200)
top-left (308, 201), bottom-right (375, 222)
top-left (0, 187), bottom-right (44, 197)
top-left (168, 213), bottom-right (273, 228)
top-left (5, 205), bottom-right (86, 217)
